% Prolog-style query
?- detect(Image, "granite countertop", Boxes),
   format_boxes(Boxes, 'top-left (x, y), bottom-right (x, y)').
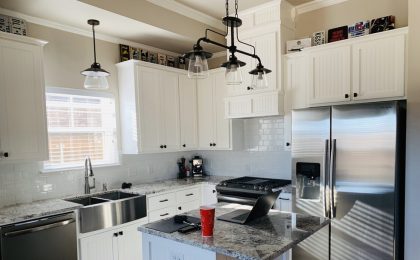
top-left (0, 199), bottom-right (81, 226)
top-left (139, 203), bottom-right (329, 260)
top-left (0, 176), bottom-right (232, 226)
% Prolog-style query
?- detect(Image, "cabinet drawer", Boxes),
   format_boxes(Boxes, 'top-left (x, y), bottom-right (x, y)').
top-left (176, 188), bottom-right (200, 204)
top-left (177, 200), bottom-right (200, 214)
top-left (148, 207), bottom-right (176, 222)
top-left (148, 193), bottom-right (176, 211)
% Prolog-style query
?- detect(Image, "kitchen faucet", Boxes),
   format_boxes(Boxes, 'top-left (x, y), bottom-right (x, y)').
top-left (84, 157), bottom-right (95, 194)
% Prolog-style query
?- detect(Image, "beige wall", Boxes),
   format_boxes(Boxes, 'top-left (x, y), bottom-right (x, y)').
top-left (405, 0), bottom-right (420, 259)
top-left (295, 0), bottom-right (408, 38)
top-left (27, 23), bottom-right (120, 96)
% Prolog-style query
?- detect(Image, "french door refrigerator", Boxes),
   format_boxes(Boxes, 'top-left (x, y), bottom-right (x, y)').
top-left (291, 101), bottom-right (405, 260)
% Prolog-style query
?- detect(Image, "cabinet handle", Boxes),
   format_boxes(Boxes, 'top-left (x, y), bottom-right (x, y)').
top-left (160, 213), bottom-right (169, 217)
top-left (182, 144), bottom-right (186, 147)
top-left (353, 93), bottom-right (358, 97)
top-left (185, 193), bottom-right (194, 197)
top-left (119, 231), bottom-right (123, 236)
top-left (178, 206), bottom-right (182, 210)
top-left (163, 145), bottom-right (167, 148)
top-left (345, 94), bottom-right (349, 99)
top-left (159, 199), bottom-right (169, 202)
top-left (160, 145), bottom-right (164, 149)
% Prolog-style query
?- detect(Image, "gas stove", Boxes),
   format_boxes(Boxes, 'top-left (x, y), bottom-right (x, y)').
top-left (216, 177), bottom-right (291, 205)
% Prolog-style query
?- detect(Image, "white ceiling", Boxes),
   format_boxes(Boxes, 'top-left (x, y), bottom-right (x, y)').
top-left (175, 0), bottom-right (275, 19)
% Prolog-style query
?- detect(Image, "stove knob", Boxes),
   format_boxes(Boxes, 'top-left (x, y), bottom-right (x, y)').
top-left (264, 186), bottom-right (270, 191)
top-left (258, 186), bottom-right (264, 191)
top-left (253, 185), bottom-right (258, 190)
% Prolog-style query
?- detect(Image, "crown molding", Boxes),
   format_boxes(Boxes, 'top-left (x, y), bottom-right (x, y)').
top-left (146, 0), bottom-right (225, 31)
top-left (0, 7), bottom-right (181, 57)
top-left (294, 0), bottom-right (349, 15)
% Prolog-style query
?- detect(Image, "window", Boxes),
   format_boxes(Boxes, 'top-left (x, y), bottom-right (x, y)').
top-left (44, 88), bottom-right (118, 170)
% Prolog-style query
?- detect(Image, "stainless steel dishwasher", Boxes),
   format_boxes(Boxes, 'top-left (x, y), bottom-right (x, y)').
top-left (0, 212), bottom-right (77, 260)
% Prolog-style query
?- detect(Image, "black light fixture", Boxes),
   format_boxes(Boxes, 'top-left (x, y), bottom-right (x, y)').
top-left (184, 0), bottom-right (271, 88)
top-left (81, 19), bottom-right (110, 90)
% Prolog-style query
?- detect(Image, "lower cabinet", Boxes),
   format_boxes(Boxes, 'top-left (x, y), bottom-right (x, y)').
top-left (79, 218), bottom-right (147, 260)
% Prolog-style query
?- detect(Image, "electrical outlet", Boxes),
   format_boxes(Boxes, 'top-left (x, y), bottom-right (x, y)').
top-left (169, 252), bottom-right (184, 260)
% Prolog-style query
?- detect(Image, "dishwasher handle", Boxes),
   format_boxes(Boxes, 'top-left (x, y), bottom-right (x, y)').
top-left (3, 219), bottom-right (75, 238)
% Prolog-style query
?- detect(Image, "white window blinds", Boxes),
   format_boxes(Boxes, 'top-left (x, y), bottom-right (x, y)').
top-left (44, 89), bottom-right (118, 170)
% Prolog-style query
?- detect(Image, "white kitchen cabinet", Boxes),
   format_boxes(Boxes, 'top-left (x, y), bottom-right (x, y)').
top-left (352, 32), bottom-right (406, 101)
top-left (201, 184), bottom-right (218, 206)
top-left (118, 61), bottom-right (188, 154)
top-left (197, 69), bottom-right (232, 150)
top-left (179, 74), bottom-right (198, 150)
top-left (79, 219), bottom-right (147, 260)
top-left (0, 32), bottom-right (48, 162)
top-left (308, 45), bottom-right (352, 105)
top-left (225, 91), bottom-right (283, 119)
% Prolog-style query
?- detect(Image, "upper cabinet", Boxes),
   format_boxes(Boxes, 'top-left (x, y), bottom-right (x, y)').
top-left (0, 32), bottom-right (49, 162)
top-left (285, 27), bottom-right (408, 109)
top-left (224, 0), bottom-right (295, 119)
top-left (118, 61), bottom-right (232, 154)
top-left (197, 69), bottom-right (231, 150)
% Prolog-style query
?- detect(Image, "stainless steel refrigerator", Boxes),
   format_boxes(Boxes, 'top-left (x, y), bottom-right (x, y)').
top-left (291, 101), bottom-right (405, 260)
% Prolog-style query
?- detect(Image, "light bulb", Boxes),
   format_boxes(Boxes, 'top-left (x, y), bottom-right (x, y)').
top-left (226, 64), bottom-right (242, 85)
top-left (251, 70), bottom-right (268, 89)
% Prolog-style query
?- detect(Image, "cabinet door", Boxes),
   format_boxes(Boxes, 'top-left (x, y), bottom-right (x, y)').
top-left (0, 38), bottom-right (48, 161)
top-left (201, 184), bottom-right (218, 206)
top-left (308, 46), bottom-right (351, 105)
top-left (213, 71), bottom-right (231, 149)
top-left (138, 66), bottom-right (161, 152)
top-left (79, 231), bottom-right (116, 260)
top-left (159, 71), bottom-right (180, 151)
top-left (254, 31), bottom-right (277, 92)
top-left (352, 34), bottom-right (406, 100)
top-left (117, 223), bottom-right (143, 260)
top-left (197, 76), bottom-right (215, 149)
top-left (179, 75), bottom-right (198, 150)
top-left (285, 56), bottom-right (309, 110)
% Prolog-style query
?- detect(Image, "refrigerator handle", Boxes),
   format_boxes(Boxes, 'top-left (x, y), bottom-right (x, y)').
top-left (323, 139), bottom-right (330, 218)
top-left (330, 139), bottom-right (337, 218)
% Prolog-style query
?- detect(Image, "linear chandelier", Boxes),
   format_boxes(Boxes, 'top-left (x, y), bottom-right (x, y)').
top-left (184, 0), bottom-right (271, 88)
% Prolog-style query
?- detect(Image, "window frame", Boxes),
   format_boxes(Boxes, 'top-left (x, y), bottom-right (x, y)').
top-left (42, 87), bottom-right (120, 172)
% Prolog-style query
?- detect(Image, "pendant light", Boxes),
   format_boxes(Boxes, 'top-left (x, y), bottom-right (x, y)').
top-left (184, 0), bottom-right (271, 87)
top-left (81, 19), bottom-right (110, 90)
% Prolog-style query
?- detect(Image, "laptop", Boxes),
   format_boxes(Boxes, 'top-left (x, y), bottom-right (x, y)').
top-left (217, 190), bottom-right (281, 224)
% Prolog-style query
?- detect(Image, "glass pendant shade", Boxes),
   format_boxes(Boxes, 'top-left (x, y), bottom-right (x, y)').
top-left (225, 64), bottom-right (243, 85)
top-left (84, 75), bottom-right (109, 89)
top-left (251, 71), bottom-right (268, 89)
top-left (188, 54), bottom-right (209, 79)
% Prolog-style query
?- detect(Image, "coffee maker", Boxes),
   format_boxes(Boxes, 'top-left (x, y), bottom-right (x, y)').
top-left (191, 156), bottom-right (204, 177)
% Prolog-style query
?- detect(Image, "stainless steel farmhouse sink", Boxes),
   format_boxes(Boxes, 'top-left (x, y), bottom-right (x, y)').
top-left (65, 191), bottom-right (146, 233)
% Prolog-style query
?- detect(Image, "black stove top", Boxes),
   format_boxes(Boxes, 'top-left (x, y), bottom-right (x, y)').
top-left (217, 176), bottom-right (291, 194)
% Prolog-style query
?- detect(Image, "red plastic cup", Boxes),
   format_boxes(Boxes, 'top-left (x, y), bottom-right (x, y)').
top-left (200, 206), bottom-right (215, 237)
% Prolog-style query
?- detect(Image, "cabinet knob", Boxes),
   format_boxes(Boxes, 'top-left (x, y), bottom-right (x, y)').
top-left (286, 142), bottom-right (291, 147)
top-left (119, 231), bottom-right (123, 236)
top-left (163, 145), bottom-right (167, 148)
top-left (247, 86), bottom-right (253, 90)
top-left (212, 190), bottom-right (216, 193)
top-left (345, 94), bottom-right (349, 99)
top-left (160, 145), bottom-right (164, 149)
top-left (178, 206), bottom-right (182, 210)
top-left (213, 143), bottom-right (216, 147)
top-left (113, 233), bottom-right (118, 237)
top-left (353, 93), bottom-right (358, 98)
top-left (0, 152), bottom-right (8, 158)
top-left (182, 144), bottom-right (186, 147)
top-left (210, 143), bottom-right (213, 147)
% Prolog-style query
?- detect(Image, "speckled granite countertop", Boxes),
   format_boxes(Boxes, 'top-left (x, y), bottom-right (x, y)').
top-left (139, 203), bottom-right (329, 260)
top-left (0, 199), bottom-right (81, 226)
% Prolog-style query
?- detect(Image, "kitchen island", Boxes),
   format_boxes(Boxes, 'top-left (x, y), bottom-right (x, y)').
top-left (139, 203), bottom-right (330, 260)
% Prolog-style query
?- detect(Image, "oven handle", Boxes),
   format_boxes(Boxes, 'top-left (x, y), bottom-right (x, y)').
top-left (217, 195), bottom-right (257, 205)
top-left (3, 219), bottom-right (75, 238)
